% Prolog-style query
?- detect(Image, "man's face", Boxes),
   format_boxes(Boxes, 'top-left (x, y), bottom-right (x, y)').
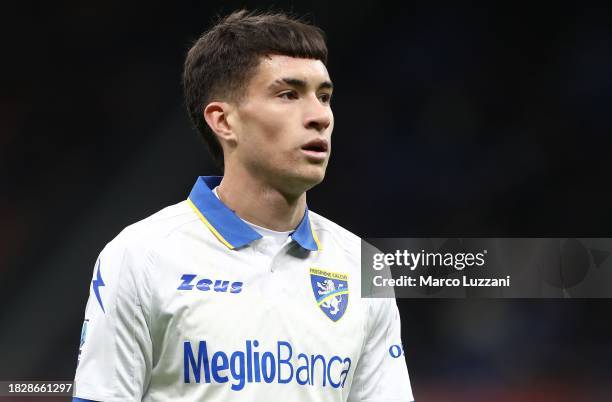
top-left (229, 54), bottom-right (334, 196)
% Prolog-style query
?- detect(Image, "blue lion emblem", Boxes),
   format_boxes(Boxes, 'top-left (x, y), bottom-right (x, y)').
top-left (310, 268), bottom-right (349, 321)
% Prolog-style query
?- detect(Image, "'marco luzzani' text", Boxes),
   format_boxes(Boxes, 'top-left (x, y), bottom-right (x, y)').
top-left (184, 340), bottom-right (352, 391)
top-left (374, 275), bottom-right (511, 288)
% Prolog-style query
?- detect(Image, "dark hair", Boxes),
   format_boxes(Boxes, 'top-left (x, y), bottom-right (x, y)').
top-left (183, 9), bottom-right (328, 167)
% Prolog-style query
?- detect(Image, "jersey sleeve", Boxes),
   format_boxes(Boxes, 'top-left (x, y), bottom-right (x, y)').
top-left (348, 298), bottom-right (415, 402)
top-left (73, 238), bottom-right (153, 402)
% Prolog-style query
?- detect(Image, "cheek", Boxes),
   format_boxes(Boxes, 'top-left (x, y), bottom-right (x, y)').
top-left (261, 107), bottom-right (293, 138)
top-left (235, 102), bottom-right (308, 170)
top-left (242, 110), bottom-right (294, 150)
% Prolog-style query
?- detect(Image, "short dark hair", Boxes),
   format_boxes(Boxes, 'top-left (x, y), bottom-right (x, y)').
top-left (183, 9), bottom-right (328, 167)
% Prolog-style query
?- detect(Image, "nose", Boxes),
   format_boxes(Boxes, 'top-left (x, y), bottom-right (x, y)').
top-left (304, 97), bottom-right (332, 132)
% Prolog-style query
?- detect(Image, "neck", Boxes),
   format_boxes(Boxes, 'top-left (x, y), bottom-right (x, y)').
top-left (218, 167), bottom-right (307, 232)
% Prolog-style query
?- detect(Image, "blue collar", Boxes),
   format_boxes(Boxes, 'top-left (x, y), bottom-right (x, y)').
top-left (187, 176), bottom-right (321, 251)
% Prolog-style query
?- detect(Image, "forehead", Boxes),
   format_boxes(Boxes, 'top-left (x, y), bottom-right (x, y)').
top-left (248, 54), bottom-right (331, 88)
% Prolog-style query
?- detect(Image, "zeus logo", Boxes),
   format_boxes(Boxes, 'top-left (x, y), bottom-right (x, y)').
top-left (178, 274), bottom-right (243, 294)
top-left (92, 259), bottom-right (106, 313)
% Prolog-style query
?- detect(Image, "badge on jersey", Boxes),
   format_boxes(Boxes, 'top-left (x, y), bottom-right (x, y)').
top-left (310, 268), bottom-right (349, 322)
top-left (78, 319), bottom-right (89, 363)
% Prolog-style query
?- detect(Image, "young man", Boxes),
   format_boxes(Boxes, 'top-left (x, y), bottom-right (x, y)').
top-left (73, 10), bottom-right (414, 402)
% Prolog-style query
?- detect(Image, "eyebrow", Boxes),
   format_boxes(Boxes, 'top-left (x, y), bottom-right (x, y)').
top-left (270, 78), bottom-right (334, 91)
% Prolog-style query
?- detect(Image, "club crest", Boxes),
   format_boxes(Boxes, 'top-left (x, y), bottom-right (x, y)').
top-left (78, 319), bottom-right (89, 364)
top-left (80, 319), bottom-right (88, 348)
top-left (310, 268), bottom-right (349, 322)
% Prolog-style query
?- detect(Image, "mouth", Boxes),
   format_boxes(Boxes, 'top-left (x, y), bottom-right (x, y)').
top-left (301, 139), bottom-right (329, 161)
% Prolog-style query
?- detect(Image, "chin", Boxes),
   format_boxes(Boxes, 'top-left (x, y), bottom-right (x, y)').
top-left (280, 167), bottom-right (327, 196)
top-left (299, 168), bottom-right (327, 189)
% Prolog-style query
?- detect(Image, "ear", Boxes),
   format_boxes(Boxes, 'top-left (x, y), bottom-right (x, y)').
top-left (203, 101), bottom-right (237, 144)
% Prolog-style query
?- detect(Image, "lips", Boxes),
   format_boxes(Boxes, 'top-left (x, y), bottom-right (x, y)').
top-left (301, 138), bottom-right (329, 153)
top-left (301, 139), bottom-right (329, 163)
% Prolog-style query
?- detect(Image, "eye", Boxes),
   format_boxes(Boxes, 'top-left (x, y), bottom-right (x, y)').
top-left (279, 90), bottom-right (298, 100)
top-left (318, 93), bottom-right (332, 104)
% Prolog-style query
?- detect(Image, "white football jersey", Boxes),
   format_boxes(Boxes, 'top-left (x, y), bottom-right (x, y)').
top-left (73, 176), bottom-right (415, 402)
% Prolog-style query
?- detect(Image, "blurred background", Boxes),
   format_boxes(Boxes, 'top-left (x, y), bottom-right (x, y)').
top-left (2, 1), bottom-right (612, 401)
